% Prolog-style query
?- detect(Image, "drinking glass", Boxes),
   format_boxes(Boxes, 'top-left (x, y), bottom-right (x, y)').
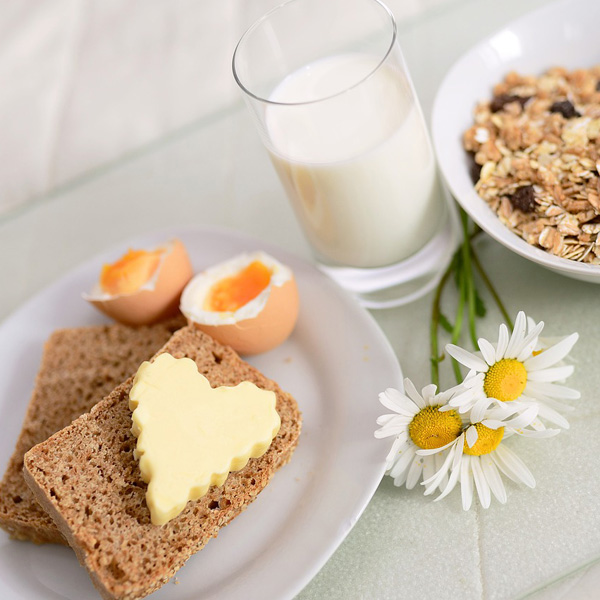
top-left (232, 0), bottom-right (458, 308)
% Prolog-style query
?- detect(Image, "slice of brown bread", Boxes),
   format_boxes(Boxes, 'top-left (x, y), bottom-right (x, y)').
top-left (0, 316), bottom-right (186, 544)
top-left (23, 325), bottom-right (301, 600)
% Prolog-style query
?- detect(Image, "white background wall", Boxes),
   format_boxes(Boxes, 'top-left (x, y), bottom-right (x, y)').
top-left (0, 0), bottom-right (453, 215)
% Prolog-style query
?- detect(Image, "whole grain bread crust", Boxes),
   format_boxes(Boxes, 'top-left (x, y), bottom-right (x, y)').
top-left (23, 326), bottom-right (301, 600)
top-left (0, 316), bottom-right (186, 544)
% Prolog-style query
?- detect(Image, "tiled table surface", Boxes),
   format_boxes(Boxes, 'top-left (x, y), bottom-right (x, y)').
top-left (1, 0), bottom-right (599, 598)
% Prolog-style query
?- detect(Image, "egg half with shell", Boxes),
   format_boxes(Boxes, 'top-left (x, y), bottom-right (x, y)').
top-left (180, 251), bottom-right (299, 355)
top-left (84, 239), bottom-right (193, 326)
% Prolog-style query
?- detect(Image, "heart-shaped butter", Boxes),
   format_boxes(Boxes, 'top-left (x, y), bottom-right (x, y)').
top-left (129, 352), bottom-right (280, 525)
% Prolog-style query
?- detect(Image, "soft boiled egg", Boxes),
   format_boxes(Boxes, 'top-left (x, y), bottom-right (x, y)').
top-left (180, 251), bottom-right (299, 355)
top-left (84, 239), bottom-right (193, 326)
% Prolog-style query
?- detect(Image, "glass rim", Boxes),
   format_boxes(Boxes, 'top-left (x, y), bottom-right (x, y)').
top-left (231, 0), bottom-right (397, 107)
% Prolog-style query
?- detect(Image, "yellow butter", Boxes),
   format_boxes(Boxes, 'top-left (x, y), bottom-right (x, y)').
top-left (129, 352), bottom-right (280, 525)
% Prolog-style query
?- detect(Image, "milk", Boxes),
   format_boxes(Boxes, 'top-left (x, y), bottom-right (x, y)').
top-left (265, 53), bottom-right (441, 268)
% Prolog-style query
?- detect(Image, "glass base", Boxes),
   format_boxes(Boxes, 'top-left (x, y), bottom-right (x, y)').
top-left (317, 200), bottom-right (460, 309)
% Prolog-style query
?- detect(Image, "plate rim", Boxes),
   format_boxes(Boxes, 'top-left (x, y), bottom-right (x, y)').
top-left (0, 223), bottom-right (403, 600)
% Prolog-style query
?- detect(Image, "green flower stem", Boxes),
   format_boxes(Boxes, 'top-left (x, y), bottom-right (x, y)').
top-left (430, 257), bottom-right (455, 387)
top-left (429, 206), bottom-right (512, 389)
top-left (470, 242), bottom-right (514, 330)
top-left (451, 266), bottom-right (466, 384)
top-left (459, 209), bottom-right (478, 349)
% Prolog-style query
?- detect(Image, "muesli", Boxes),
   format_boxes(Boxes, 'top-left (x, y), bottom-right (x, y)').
top-left (464, 66), bottom-right (600, 263)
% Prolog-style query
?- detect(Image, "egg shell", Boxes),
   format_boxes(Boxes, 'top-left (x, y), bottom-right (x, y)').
top-left (86, 239), bottom-right (193, 326)
top-left (190, 275), bottom-right (299, 355)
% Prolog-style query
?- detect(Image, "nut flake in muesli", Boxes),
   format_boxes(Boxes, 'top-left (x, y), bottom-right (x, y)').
top-left (464, 66), bottom-right (600, 264)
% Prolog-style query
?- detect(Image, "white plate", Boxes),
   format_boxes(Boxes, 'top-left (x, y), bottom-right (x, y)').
top-left (0, 225), bottom-right (402, 600)
top-left (432, 0), bottom-right (600, 283)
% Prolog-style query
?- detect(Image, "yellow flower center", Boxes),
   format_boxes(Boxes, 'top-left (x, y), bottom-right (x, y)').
top-left (483, 358), bottom-right (527, 402)
top-left (463, 423), bottom-right (505, 456)
top-left (408, 405), bottom-right (463, 450)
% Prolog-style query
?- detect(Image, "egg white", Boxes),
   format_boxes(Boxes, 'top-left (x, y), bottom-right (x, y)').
top-left (180, 251), bottom-right (293, 326)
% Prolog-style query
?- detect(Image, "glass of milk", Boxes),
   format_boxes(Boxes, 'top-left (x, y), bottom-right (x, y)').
top-left (233, 0), bottom-right (457, 308)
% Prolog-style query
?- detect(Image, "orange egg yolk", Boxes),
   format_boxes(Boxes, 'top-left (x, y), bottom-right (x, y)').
top-left (100, 248), bottom-right (163, 296)
top-left (205, 261), bottom-right (272, 312)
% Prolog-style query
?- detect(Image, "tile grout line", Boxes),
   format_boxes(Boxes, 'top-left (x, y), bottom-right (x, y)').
top-left (476, 503), bottom-right (488, 600)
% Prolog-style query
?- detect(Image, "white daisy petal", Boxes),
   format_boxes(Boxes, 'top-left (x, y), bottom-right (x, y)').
top-left (375, 414), bottom-right (395, 426)
top-left (538, 335), bottom-right (565, 347)
top-left (502, 406), bottom-right (539, 430)
top-left (384, 436), bottom-right (409, 468)
top-left (376, 414), bottom-right (413, 429)
top-left (515, 321), bottom-right (544, 362)
top-left (529, 417), bottom-right (546, 431)
top-left (421, 384), bottom-right (438, 405)
top-left (375, 424), bottom-right (409, 439)
top-left (446, 344), bottom-right (489, 372)
top-left (422, 452), bottom-right (436, 484)
top-left (470, 397), bottom-right (495, 423)
top-left (524, 333), bottom-right (579, 371)
top-left (496, 324), bottom-right (510, 360)
top-left (485, 403), bottom-right (521, 420)
top-left (435, 462), bottom-right (461, 502)
top-left (524, 394), bottom-right (575, 413)
top-left (375, 380), bottom-right (475, 491)
top-left (516, 339), bottom-right (539, 364)
top-left (466, 425), bottom-right (478, 448)
top-left (504, 311), bottom-right (527, 359)
top-left (379, 388), bottom-right (418, 416)
top-left (434, 451), bottom-right (449, 491)
top-left (478, 338), bottom-right (497, 366)
top-left (392, 468), bottom-right (409, 488)
top-left (416, 437), bottom-right (459, 456)
top-left (453, 433), bottom-right (464, 468)
top-left (447, 388), bottom-right (478, 408)
top-left (440, 379), bottom-right (475, 402)
top-left (389, 447), bottom-right (416, 479)
top-left (537, 404), bottom-right (570, 429)
top-left (480, 455), bottom-right (507, 504)
top-left (376, 412), bottom-right (407, 425)
top-left (460, 455), bottom-right (473, 511)
top-left (423, 443), bottom-right (457, 495)
top-left (481, 419), bottom-right (506, 430)
top-left (458, 404), bottom-right (473, 414)
top-left (526, 316), bottom-right (539, 335)
top-left (493, 444), bottom-right (535, 488)
top-left (471, 457), bottom-right (491, 508)
top-left (525, 381), bottom-right (581, 400)
top-left (405, 456), bottom-right (424, 490)
top-left (526, 365), bottom-right (574, 382)
top-left (515, 427), bottom-right (560, 439)
top-left (490, 447), bottom-right (521, 484)
top-left (464, 372), bottom-right (485, 388)
top-left (403, 378), bottom-right (426, 409)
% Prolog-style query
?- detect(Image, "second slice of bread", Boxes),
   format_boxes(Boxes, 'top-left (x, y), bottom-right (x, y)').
top-left (23, 325), bottom-right (301, 600)
top-left (0, 316), bottom-right (186, 544)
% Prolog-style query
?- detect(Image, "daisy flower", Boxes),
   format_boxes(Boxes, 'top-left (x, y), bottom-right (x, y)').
top-left (418, 404), bottom-right (558, 510)
top-left (375, 379), bottom-right (467, 491)
top-left (445, 311), bottom-right (579, 429)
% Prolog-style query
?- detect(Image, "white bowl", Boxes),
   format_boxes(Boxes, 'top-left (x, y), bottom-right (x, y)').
top-left (431, 0), bottom-right (600, 283)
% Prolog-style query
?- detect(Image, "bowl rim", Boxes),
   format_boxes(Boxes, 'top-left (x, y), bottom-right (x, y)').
top-left (431, 0), bottom-right (600, 279)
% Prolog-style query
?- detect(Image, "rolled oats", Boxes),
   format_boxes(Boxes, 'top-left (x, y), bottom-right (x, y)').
top-left (464, 65), bottom-right (600, 264)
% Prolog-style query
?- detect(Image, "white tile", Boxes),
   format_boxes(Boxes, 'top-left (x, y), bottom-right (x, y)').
top-left (478, 417), bottom-right (600, 599)
top-left (0, 0), bottom-right (77, 212)
top-left (50, 0), bottom-right (239, 190)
